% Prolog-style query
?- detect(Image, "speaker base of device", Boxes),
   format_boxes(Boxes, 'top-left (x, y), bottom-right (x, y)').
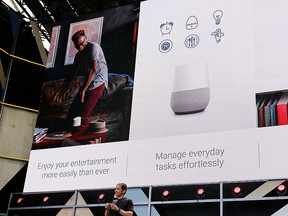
top-left (174, 108), bottom-right (205, 115)
top-left (170, 87), bottom-right (210, 115)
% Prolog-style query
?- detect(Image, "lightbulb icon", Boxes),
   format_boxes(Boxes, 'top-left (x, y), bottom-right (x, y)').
top-left (213, 10), bottom-right (223, 25)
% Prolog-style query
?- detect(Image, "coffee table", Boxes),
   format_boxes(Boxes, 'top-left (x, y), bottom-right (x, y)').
top-left (32, 131), bottom-right (107, 149)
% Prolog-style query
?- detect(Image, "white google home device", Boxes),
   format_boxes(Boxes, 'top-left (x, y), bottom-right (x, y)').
top-left (72, 116), bottom-right (81, 132)
top-left (170, 62), bottom-right (210, 114)
top-left (73, 116), bottom-right (81, 127)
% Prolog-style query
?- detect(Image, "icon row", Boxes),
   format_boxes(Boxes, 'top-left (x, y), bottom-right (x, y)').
top-left (159, 29), bottom-right (224, 53)
top-left (160, 10), bottom-right (223, 36)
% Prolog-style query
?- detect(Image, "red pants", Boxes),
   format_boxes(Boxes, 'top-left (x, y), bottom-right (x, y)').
top-left (66, 83), bottom-right (105, 128)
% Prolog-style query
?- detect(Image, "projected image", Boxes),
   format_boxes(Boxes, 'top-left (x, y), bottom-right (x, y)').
top-left (130, 0), bottom-right (258, 140)
top-left (256, 90), bottom-right (288, 128)
top-left (32, 3), bottom-right (139, 149)
top-left (64, 17), bottom-right (103, 66)
top-left (46, 25), bottom-right (61, 68)
top-left (24, 0), bottom-right (288, 197)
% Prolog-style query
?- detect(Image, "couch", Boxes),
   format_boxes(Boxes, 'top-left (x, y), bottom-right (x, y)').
top-left (36, 74), bottom-right (133, 143)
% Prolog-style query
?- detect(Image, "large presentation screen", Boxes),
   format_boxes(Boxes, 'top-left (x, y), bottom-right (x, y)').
top-left (24, 0), bottom-right (288, 192)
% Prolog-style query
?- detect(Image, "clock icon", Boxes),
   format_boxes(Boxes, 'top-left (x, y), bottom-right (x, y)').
top-left (160, 22), bottom-right (173, 35)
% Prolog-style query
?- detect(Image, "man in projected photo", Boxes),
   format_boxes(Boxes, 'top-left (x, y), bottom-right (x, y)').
top-left (105, 183), bottom-right (134, 216)
top-left (53, 29), bottom-right (108, 130)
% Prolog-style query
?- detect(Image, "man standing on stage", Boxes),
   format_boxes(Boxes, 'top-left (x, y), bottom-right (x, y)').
top-left (105, 183), bottom-right (134, 216)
